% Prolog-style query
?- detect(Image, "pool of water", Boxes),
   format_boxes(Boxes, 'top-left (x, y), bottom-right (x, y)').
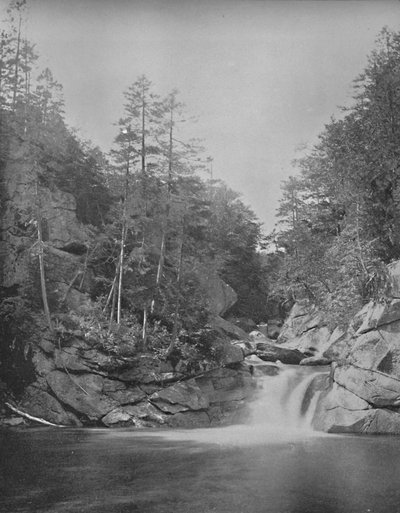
top-left (1, 426), bottom-right (400, 513)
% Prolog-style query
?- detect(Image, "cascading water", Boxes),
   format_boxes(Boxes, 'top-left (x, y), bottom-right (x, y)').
top-left (159, 364), bottom-right (330, 446)
top-left (248, 364), bottom-right (328, 435)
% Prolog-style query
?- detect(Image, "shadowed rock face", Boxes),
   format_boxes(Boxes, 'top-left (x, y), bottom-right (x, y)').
top-left (13, 330), bottom-right (256, 428)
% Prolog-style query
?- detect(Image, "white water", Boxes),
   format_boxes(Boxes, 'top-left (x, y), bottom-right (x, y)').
top-left (249, 365), bottom-right (325, 432)
top-left (133, 365), bottom-right (329, 446)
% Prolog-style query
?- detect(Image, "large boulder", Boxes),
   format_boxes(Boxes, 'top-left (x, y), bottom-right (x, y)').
top-left (281, 326), bottom-right (332, 356)
top-left (334, 364), bottom-right (400, 408)
top-left (313, 381), bottom-right (400, 434)
top-left (276, 300), bottom-right (333, 357)
top-left (150, 380), bottom-right (209, 414)
top-left (277, 301), bottom-right (324, 344)
top-left (19, 384), bottom-right (82, 426)
top-left (195, 366), bottom-right (255, 406)
top-left (243, 355), bottom-right (281, 377)
top-left (213, 339), bottom-right (245, 365)
top-left (256, 342), bottom-right (305, 365)
top-left (209, 315), bottom-right (248, 340)
top-left (199, 271), bottom-right (237, 317)
top-left (46, 370), bottom-right (119, 420)
top-left (345, 319), bottom-right (400, 376)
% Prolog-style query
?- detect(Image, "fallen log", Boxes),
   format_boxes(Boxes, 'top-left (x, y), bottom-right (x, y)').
top-left (5, 402), bottom-right (66, 427)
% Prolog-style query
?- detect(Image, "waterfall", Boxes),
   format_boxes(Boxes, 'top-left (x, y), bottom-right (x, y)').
top-left (144, 364), bottom-right (329, 446)
top-left (248, 365), bottom-right (328, 435)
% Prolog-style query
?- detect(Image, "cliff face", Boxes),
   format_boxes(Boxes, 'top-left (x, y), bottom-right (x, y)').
top-left (0, 139), bottom-right (92, 305)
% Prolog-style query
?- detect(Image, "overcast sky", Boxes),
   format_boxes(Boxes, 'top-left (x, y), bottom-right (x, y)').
top-left (13, 0), bottom-right (400, 232)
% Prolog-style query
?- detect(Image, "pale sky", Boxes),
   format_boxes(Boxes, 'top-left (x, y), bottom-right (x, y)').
top-left (9, 0), bottom-right (400, 232)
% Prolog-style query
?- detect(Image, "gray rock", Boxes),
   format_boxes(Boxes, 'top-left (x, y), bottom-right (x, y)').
top-left (323, 327), bottom-right (352, 361)
top-left (244, 355), bottom-right (280, 376)
top-left (46, 370), bottom-right (118, 420)
top-left (150, 380), bottom-right (209, 413)
top-left (195, 367), bottom-right (255, 405)
top-left (54, 346), bottom-right (92, 372)
top-left (348, 331), bottom-right (390, 370)
top-left (233, 340), bottom-right (257, 357)
top-left (388, 260), bottom-right (400, 298)
top-left (355, 301), bottom-right (386, 334)
top-left (199, 271), bottom-right (237, 316)
top-left (166, 411), bottom-right (211, 428)
top-left (32, 348), bottom-right (56, 376)
top-left (210, 316), bottom-right (249, 340)
top-left (124, 402), bottom-right (167, 425)
top-left (355, 300), bottom-right (400, 335)
top-left (20, 384), bottom-right (81, 426)
top-left (277, 300), bottom-right (323, 344)
top-left (256, 343), bottom-right (304, 365)
top-left (115, 355), bottom-right (174, 383)
top-left (257, 323), bottom-right (269, 337)
top-left (249, 330), bottom-right (269, 341)
top-left (300, 355), bottom-right (332, 366)
top-left (2, 417), bottom-right (26, 426)
top-left (102, 403), bottom-right (167, 428)
top-left (334, 364), bottom-right (400, 407)
top-left (214, 339), bottom-right (245, 365)
top-left (101, 408), bottom-right (134, 427)
top-left (102, 380), bottom-right (146, 405)
top-left (281, 326), bottom-right (332, 356)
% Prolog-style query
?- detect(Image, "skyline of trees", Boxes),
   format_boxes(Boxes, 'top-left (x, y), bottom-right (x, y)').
top-left (270, 27), bottom-right (400, 326)
top-left (0, 0), bottom-right (270, 362)
top-left (3, 0), bottom-right (400, 339)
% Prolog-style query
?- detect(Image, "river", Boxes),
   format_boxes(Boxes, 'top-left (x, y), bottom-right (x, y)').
top-left (1, 367), bottom-right (400, 513)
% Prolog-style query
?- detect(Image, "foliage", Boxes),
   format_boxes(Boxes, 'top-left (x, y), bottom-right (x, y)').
top-left (0, 0), bottom-right (271, 369)
top-left (271, 28), bottom-right (400, 326)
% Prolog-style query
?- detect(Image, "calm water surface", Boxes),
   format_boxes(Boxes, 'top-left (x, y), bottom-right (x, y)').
top-left (1, 426), bottom-right (400, 513)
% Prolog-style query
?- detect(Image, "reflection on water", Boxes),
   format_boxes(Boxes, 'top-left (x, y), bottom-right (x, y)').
top-left (1, 426), bottom-right (400, 513)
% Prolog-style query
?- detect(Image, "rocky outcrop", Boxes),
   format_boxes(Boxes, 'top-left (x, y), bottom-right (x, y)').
top-left (7, 329), bottom-right (256, 428)
top-left (199, 271), bottom-right (237, 317)
top-left (276, 300), bottom-right (333, 357)
top-left (0, 140), bottom-right (93, 314)
top-left (310, 260), bottom-right (400, 434)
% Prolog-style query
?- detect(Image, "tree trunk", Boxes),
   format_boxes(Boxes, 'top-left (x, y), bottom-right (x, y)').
top-left (116, 221), bottom-right (126, 325)
top-left (166, 223), bottom-right (184, 357)
top-left (12, 13), bottom-right (22, 110)
top-left (142, 307), bottom-right (148, 350)
top-left (151, 99), bottom-right (174, 313)
top-left (35, 183), bottom-right (53, 332)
